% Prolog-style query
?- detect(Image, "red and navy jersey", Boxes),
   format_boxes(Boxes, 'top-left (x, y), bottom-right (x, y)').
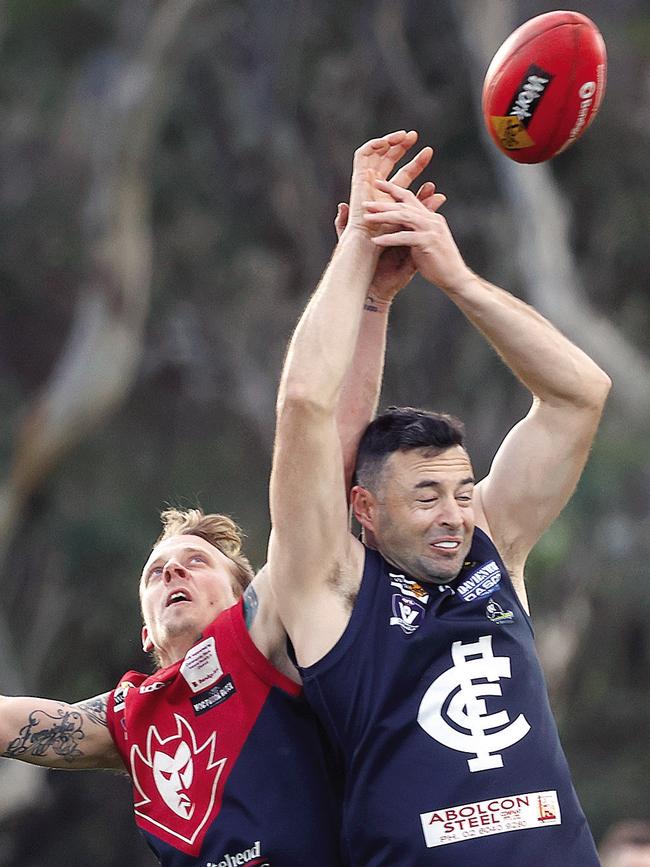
top-left (107, 598), bottom-right (343, 866)
top-left (298, 529), bottom-right (600, 866)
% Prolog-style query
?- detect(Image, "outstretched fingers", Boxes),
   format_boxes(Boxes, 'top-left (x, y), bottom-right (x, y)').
top-left (374, 177), bottom-right (418, 202)
top-left (363, 201), bottom-right (424, 234)
top-left (418, 189), bottom-right (447, 213)
top-left (354, 130), bottom-right (409, 162)
top-left (371, 230), bottom-right (428, 248)
top-left (363, 200), bottom-right (405, 213)
top-left (416, 181), bottom-right (436, 200)
top-left (363, 209), bottom-right (416, 233)
top-left (378, 130), bottom-right (419, 178)
top-left (364, 176), bottom-right (446, 220)
top-left (390, 146), bottom-right (434, 190)
top-left (362, 173), bottom-right (448, 247)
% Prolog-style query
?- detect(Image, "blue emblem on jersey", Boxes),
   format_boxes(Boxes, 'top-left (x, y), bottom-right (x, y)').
top-left (390, 594), bottom-right (425, 634)
top-left (456, 560), bottom-right (501, 602)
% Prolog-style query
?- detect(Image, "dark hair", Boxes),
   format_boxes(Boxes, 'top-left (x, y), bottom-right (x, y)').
top-left (354, 406), bottom-right (465, 492)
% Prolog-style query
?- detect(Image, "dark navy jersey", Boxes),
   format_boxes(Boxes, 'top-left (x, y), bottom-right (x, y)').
top-left (107, 598), bottom-right (343, 867)
top-left (298, 529), bottom-right (600, 866)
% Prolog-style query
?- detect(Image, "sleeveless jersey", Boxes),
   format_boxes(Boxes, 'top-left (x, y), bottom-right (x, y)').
top-left (107, 598), bottom-right (343, 867)
top-left (298, 529), bottom-right (600, 866)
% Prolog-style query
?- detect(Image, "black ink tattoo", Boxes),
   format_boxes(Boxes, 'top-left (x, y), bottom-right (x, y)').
top-left (243, 585), bottom-right (259, 630)
top-left (364, 295), bottom-right (380, 312)
top-left (3, 708), bottom-right (86, 763)
top-left (73, 695), bottom-right (108, 728)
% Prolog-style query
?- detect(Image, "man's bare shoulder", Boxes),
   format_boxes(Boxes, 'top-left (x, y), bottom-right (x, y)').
top-left (471, 487), bottom-right (530, 612)
top-left (251, 537), bottom-right (365, 669)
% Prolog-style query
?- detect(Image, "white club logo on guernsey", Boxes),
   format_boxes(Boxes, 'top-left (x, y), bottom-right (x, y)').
top-left (417, 635), bottom-right (530, 771)
top-left (131, 714), bottom-right (227, 847)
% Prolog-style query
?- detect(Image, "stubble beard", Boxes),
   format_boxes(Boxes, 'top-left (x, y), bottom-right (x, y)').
top-left (161, 606), bottom-right (204, 645)
top-left (379, 534), bottom-right (470, 585)
top-left (374, 510), bottom-right (470, 585)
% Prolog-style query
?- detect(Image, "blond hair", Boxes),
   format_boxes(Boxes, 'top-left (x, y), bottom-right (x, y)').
top-left (156, 507), bottom-right (254, 596)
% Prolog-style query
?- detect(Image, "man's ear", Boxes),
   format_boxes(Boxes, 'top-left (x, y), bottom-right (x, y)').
top-left (141, 625), bottom-right (154, 653)
top-left (350, 485), bottom-right (377, 533)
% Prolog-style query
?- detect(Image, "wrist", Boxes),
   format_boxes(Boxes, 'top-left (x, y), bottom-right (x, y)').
top-left (339, 224), bottom-right (379, 251)
top-left (363, 292), bottom-right (392, 314)
top-left (439, 268), bottom-right (481, 297)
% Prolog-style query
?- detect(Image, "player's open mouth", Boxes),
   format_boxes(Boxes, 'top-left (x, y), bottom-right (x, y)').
top-left (166, 589), bottom-right (192, 607)
top-left (430, 541), bottom-right (460, 550)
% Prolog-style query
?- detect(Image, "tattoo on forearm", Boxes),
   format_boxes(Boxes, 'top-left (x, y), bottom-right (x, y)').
top-left (3, 708), bottom-right (86, 763)
top-left (364, 295), bottom-right (381, 312)
top-left (74, 695), bottom-right (108, 728)
top-left (243, 585), bottom-right (259, 629)
top-left (364, 294), bottom-right (390, 313)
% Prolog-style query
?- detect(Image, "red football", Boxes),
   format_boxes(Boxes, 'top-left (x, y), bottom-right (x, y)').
top-left (482, 10), bottom-right (607, 163)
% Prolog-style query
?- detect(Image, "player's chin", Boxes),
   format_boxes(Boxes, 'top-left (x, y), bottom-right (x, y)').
top-left (163, 606), bottom-right (197, 632)
top-left (423, 550), bottom-right (465, 581)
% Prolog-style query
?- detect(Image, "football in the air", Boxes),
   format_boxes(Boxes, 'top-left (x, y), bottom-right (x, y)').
top-left (482, 10), bottom-right (607, 163)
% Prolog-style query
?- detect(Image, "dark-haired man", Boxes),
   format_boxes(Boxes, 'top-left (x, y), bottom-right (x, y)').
top-left (270, 130), bottom-right (611, 865)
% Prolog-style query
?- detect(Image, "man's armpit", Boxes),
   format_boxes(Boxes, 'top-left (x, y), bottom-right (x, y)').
top-left (325, 561), bottom-right (358, 611)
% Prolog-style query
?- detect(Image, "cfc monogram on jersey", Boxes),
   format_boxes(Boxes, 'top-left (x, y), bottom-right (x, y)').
top-left (299, 528), bottom-right (600, 866)
top-left (417, 635), bottom-right (531, 772)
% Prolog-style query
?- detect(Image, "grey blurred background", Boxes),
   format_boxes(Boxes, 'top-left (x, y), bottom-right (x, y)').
top-left (0, 0), bottom-right (649, 863)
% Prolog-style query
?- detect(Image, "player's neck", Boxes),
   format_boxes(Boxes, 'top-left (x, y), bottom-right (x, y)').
top-left (157, 630), bottom-right (203, 669)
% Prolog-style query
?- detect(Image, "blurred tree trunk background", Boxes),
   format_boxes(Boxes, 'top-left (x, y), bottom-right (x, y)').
top-left (0, 0), bottom-right (649, 863)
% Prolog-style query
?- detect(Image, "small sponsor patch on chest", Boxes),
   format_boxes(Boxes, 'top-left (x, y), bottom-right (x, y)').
top-left (420, 790), bottom-right (561, 848)
top-left (389, 572), bottom-right (430, 604)
top-left (180, 636), bottom-right (223, 694)
top-left (456, 560), bottom-right (502, 602)
top-left (191, 675), bottom-right (236, 716)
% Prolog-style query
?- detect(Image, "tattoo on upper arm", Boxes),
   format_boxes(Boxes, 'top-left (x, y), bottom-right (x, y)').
top-left (73, 695), bottom-right (108, 728)
top-left (3, 708), bottom-right (87, 763)
top-left (243, 585), bottom-right (259, 630)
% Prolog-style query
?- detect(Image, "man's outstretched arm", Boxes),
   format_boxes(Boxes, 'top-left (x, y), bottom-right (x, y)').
top-left (335, 152), bottom-right (444, 488)
top-left (0, 692), bottom-right (124, 770)
top-left (270, 131), bottom-right (424, 666)
top-left (253, 146), bottom-right (441, 667)
top-left (365, 179), bottom-right (611, 604)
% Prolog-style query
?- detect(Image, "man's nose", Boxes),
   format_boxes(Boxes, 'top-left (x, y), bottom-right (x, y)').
top-left (163, 560), bottom-right (188, 582)
top-left (438, 498), bottom-right (462, 529)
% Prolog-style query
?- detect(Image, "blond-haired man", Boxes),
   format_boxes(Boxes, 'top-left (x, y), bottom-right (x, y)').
top-left (0, 133), bottom-right (440, 864)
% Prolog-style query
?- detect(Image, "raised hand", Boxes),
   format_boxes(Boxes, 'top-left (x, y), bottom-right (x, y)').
top-left (363, 178), bottom-right (472, 292)
top-left (335, 144), bottom-right (446, 303)
top-left (345, 130), bottom-right (419, 235)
